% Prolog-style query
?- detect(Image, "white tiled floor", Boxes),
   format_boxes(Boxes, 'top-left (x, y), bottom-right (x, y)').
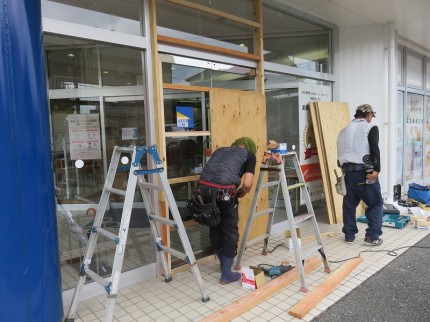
top-left (64, 217), bottom-right (429, 322)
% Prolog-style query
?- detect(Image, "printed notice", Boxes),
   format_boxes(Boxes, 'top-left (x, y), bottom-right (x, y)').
top-left (68, 114), bottom-right (102, 160)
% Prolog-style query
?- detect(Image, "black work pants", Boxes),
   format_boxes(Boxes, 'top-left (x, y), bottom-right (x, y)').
top-left (342, 170), bottom-right (383, 240)
top-left (209, 197), bottom-right (239, 258)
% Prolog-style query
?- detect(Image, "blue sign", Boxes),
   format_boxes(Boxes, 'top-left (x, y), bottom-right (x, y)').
top-left (176, 106), bottom-right (194, 129)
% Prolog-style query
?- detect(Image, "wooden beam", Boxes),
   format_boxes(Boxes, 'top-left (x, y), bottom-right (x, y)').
top-left (200, 257), bottom-right (323, 322)
top-left (163, 83), bottom-right (210, 92)
top-left (165, 0), bottom-right (260, 28)
top-left (288, 257), bottom-right (363, 319)
top-left (158, 35), bottom-right (260, 61)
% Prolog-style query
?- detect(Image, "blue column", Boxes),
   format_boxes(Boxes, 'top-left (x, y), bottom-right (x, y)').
top-left (0, 0), bottom-right (63, 321)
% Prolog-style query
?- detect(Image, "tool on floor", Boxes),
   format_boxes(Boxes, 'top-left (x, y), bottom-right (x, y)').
top-left (65, 145), bottom-right (209, 322)
top-left (235, 151), bottom-right (330, 292)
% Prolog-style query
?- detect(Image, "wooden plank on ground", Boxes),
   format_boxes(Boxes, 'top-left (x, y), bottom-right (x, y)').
top-left (288, 257), bottom-right (363, 319)
top-left (200, 257), bottom-right (323, 322)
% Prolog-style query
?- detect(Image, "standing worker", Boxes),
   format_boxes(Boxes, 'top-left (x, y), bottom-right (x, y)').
top-left (337, 104), bottom-right (384, 246)
top-left (198, 137), bottom-right (257, 284)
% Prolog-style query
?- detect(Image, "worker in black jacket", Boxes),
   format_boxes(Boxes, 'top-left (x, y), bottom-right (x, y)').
top-left (199, 137), bottom-right (257, 284)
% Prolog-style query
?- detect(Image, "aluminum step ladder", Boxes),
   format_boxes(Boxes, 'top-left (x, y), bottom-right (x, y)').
top-left (65, 145), bottom-right (209, 322)
top-left (235, 151), bottom-right (330, 292)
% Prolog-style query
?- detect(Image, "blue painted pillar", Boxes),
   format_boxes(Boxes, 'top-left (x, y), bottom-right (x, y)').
top-left (0, 0), bottom-right (63, 321)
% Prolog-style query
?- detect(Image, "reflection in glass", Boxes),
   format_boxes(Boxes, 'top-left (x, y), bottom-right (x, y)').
top-left (263, 6), bottom-right (330, 73)
top-left (405, 93), bottom-right (423, 182)
top-left (406, 53), bottom-right (423, 88)
top-left (41, 0), bottom-right (141, 35)
top-left (162, 59), bottom-right (255, 90)
top-left (396, 91), bottom-right (404, 185)
top-left (157, 1), bottom-right (255, 54)
top-left (101, 47), bottom-right (143, 87)
top-left (425, 97), bottom-right (430, 178)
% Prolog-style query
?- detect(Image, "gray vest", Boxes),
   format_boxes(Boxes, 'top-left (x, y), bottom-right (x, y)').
top-left (337, 119), bottom-right (375, 166)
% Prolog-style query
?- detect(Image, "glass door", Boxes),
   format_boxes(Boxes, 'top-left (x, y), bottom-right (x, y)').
top-left (51, 98), bottom-right (103, 204)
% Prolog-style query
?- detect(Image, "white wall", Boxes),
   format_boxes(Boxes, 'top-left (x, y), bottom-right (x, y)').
top-left (334, 25), bottom-right (390, 199)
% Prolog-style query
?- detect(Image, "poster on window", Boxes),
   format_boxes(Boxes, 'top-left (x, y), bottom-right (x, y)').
top-left (298, 82), bottom-right (331, 202)
top-left (68, 114), bottom-right (102, 160)
top-left (176, 106), bottom-right (194, 131)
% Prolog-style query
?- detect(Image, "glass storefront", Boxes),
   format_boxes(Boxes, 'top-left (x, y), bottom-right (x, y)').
top-left (41, 0), bottom-right (335, 292)
top-left (45, 33), bottom-right (153, 291)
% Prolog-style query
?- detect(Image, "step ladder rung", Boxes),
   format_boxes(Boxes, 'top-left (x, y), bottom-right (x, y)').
top-left (246, 234), bottom-right (269, 248)
top-left (293, 213), bottom-right (315, 224)
top-left (157, 244), bottom-right (188, 262)
top-left (115, 147), bottom-right (134, 153)
top-left (288, 182), bottom-right (305, 190)
top-left (148, 214), bottom-right (177, 227)
top-left (261, 181), bottom-right (280, 189)
top-left (105, 186), bottom-right (127, 196)
top-left (83, 267), bottom-right (108, 288)
top-left (300, 245), bottom-right (323, 261)
top-left (138, 181), bottom-right (164, 191)
top-left (95, 227), bottom-right (118, 241)
top-left (254, 208), bottom-right (275, 218)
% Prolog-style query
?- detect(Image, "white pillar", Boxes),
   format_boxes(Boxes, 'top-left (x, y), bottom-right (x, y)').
top-left (386, 22), bottom-right (397, 202)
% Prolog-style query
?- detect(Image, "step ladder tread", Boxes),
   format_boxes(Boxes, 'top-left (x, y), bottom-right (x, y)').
top-left (293, 213), bottom-right (315, 224)
top-left (300, 245), bottom-right (324, 261)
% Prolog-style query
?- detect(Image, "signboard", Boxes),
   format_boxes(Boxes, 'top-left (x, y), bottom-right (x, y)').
top-left (298, 82), bottom-right (331, 202)
top-left (68, 113), bottom-right (101, 160)
top-left (176, 106), bottom-right (194, 130)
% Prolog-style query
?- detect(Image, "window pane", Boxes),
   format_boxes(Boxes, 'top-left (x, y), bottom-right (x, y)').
top-left (263, 6), bottom-right (330, 73)
top-left (41, 0), bottom-right (141, 35)
top-left (405, 93), bottom-right (423, 182)
top-left (425, 96), bottom-right (430, 178)
top-left (396, 91), bottom-right (404, 185)
top-left (397, 49), bottom-right (404, 85)
top-left (157, 1), bottom-right (255, 54)
top-left (427, 61), bottom-right (430, 90)
top-left (162, 56), bottom-right (255, 90)
top-left (101, 46), bottom-right (143, 87)
top-left (406, 53), bottom-right (423, 88)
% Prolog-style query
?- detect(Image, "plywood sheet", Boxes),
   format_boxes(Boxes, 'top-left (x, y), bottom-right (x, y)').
top-left (315, 102), bottom-right (350, 223)
top-left (209, 89), bottom-right (268, 244)
top-left (309, 102), bottom-right (335, 224)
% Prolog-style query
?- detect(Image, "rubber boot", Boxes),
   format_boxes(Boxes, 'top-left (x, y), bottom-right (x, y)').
top-left (214, 249), bottom-right (223, 270)
top-left (220, 256), bottom-right (241, 285)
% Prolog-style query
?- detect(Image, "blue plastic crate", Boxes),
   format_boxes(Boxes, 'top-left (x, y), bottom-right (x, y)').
top-left (357, 214), bottom-right (411, 229)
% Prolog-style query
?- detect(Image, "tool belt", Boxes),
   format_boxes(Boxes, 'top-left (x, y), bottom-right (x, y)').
top-left (186, 190), bottom-right (221, 227)
top-left (198, 180), bottom-right (238, 201)
top-left (342, 163), bottom-right (365, 172)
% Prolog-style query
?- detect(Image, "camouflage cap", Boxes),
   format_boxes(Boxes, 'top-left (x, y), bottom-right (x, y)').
top-left (356, 104), bottom-right (376, 117)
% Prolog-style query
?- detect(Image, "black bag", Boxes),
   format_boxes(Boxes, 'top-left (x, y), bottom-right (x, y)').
top-left (186, 191), bottom-right (221, 227)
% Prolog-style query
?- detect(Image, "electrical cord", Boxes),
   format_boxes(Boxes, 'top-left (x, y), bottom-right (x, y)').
top-left (328, 245), bottom-right (430, 264)
top-left (267, 242), bottom-right (430, 264)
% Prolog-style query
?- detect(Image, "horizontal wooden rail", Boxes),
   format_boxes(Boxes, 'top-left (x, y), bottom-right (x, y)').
top-left (165, 0), bottom-right (260, 28)
top-left (158, 35), bottom-right (260, 61)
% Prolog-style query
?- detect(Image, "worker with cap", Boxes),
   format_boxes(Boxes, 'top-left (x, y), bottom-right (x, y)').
top-left (337, 104), bottom-right (384, 246)
top-left (198, 137), bottom-right (257, 284)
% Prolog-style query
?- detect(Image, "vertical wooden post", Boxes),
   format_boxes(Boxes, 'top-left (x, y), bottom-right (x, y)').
top-left (254, 0), bottom-right (265, 94)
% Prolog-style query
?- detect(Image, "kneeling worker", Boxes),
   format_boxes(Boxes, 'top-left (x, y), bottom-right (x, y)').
top-left (199, 137), bottom-right (257, 284)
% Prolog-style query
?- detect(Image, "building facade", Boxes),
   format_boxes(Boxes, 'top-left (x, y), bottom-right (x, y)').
top-left (3, 0), bottom-right (430, 315)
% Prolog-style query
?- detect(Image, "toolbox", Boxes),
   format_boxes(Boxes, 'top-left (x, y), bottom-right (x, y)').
top-left (357, 214), bottom-right (411, 229)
